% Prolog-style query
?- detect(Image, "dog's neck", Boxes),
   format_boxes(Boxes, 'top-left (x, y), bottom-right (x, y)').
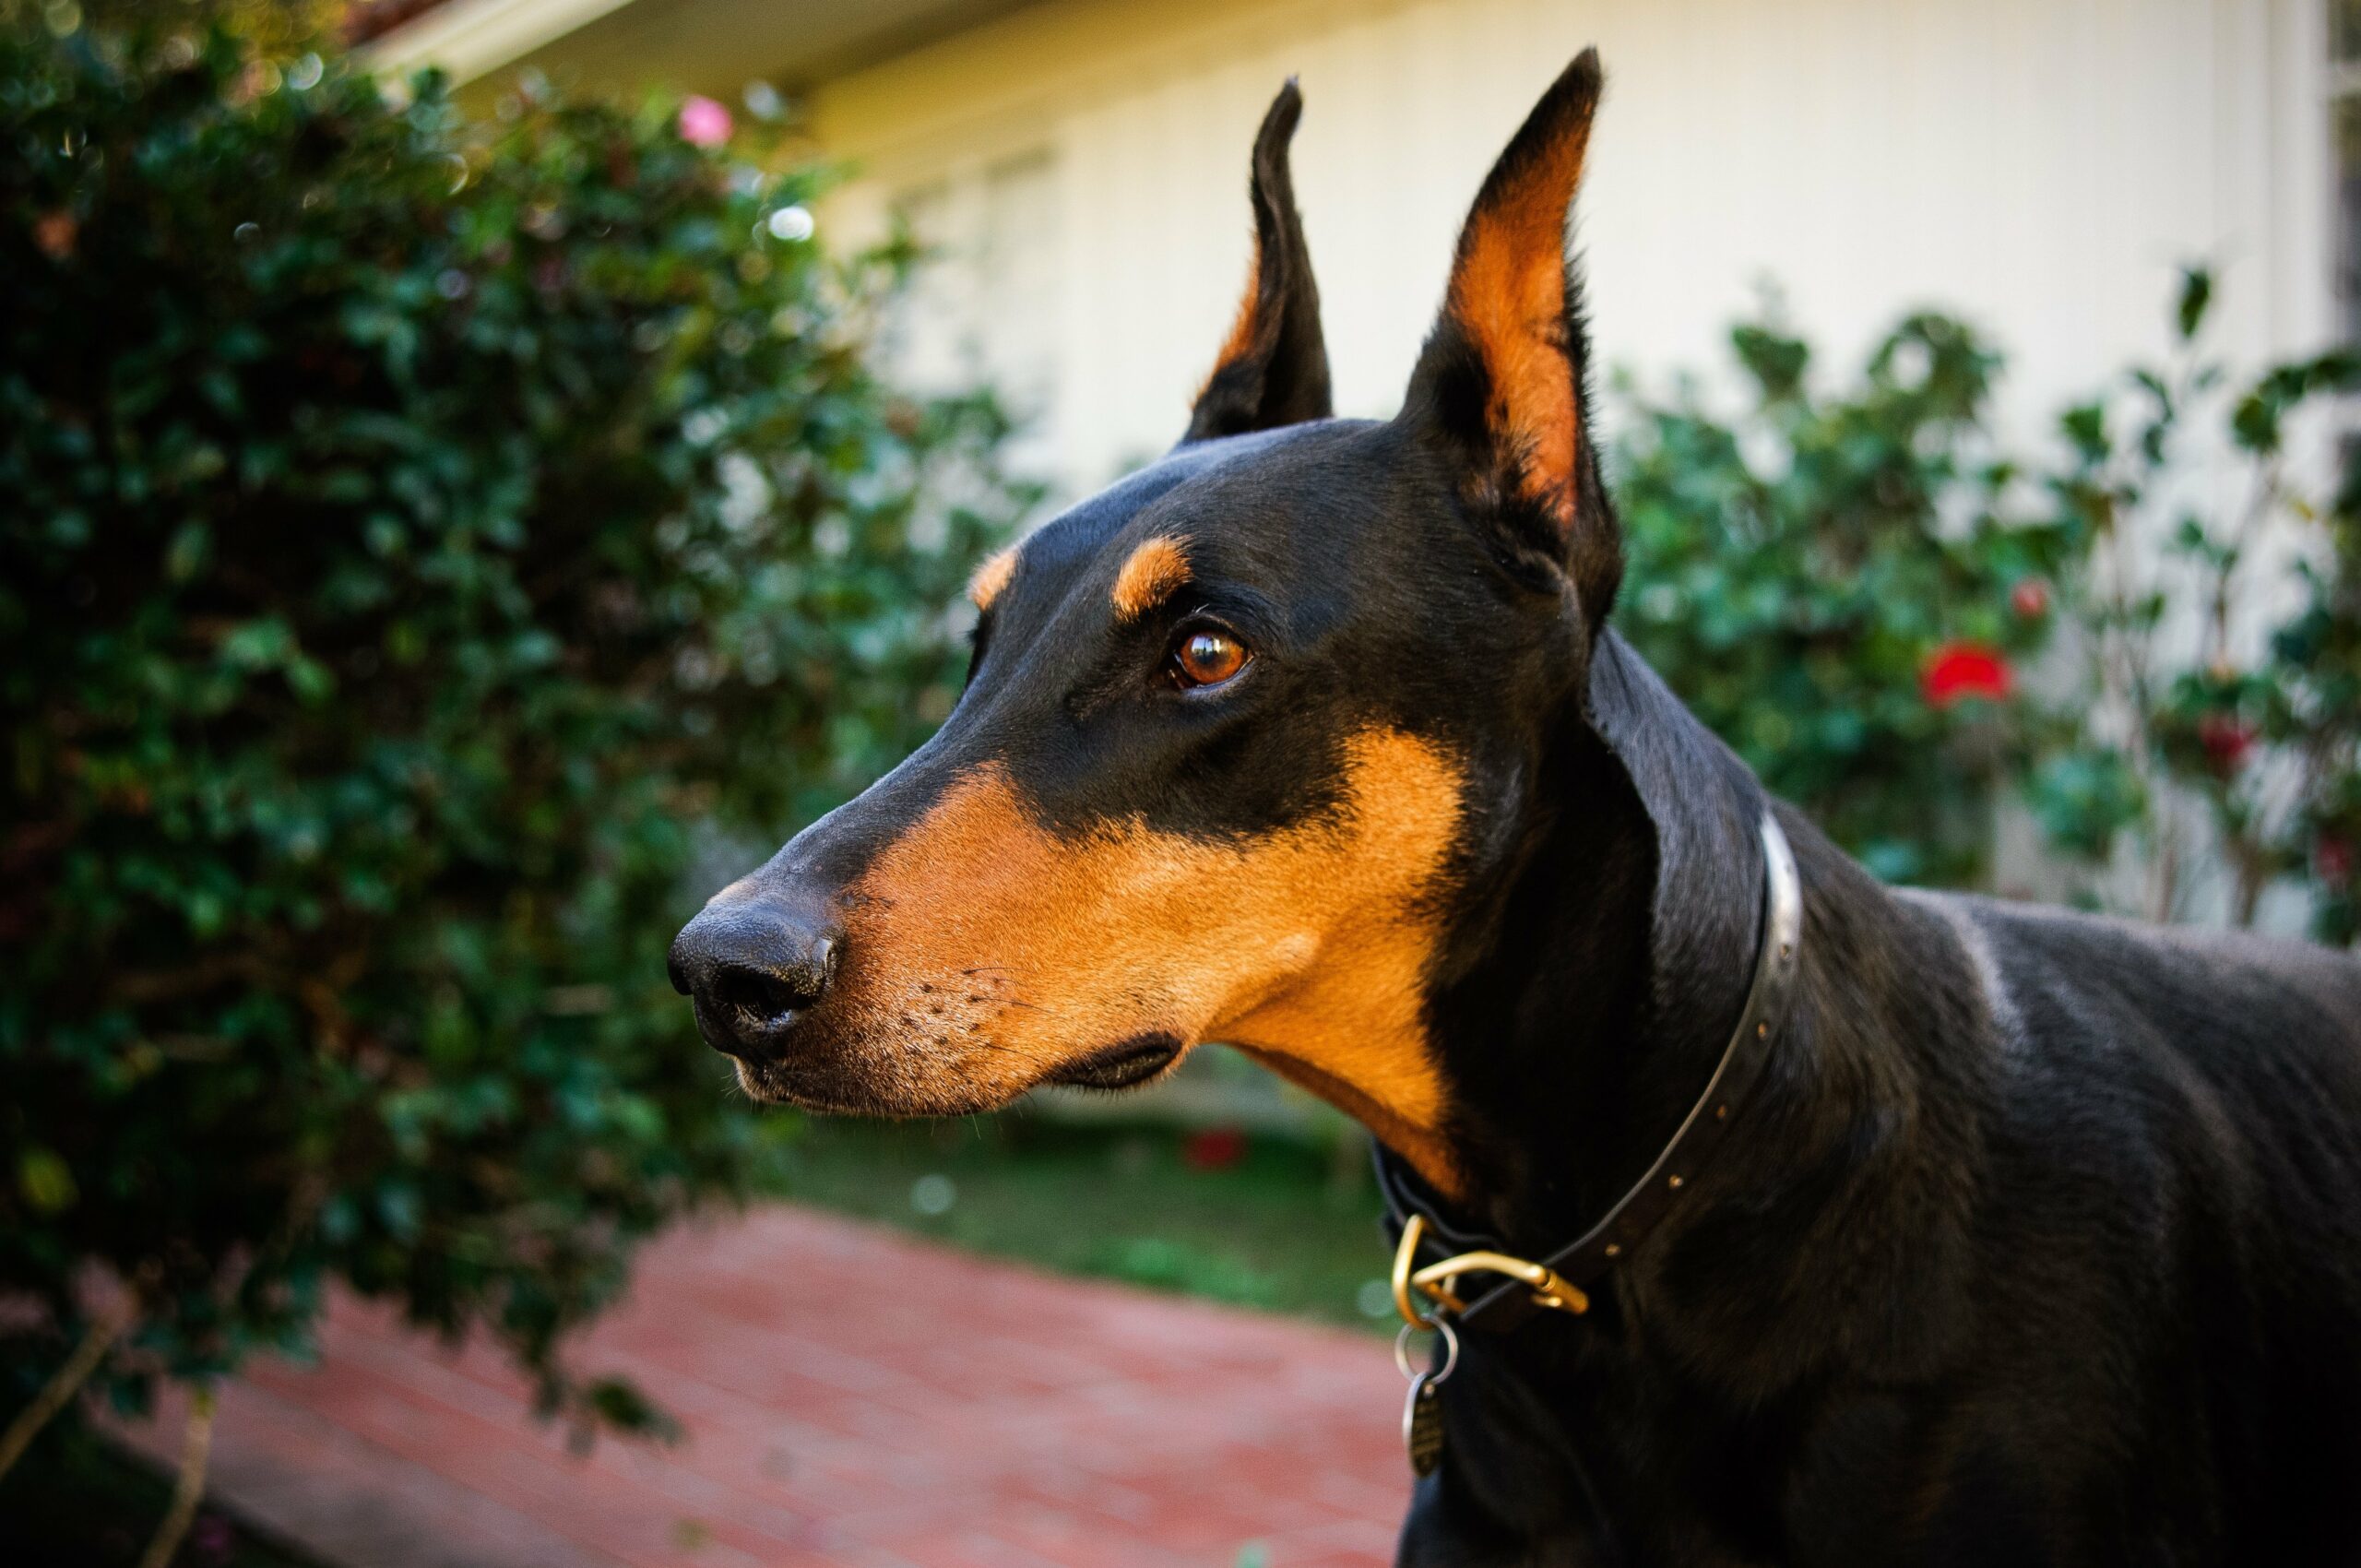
top-left (1427, 630), bottom-right (1823, 1251)
top-left (1403, 632), bottom-right (1989, 1550)
top-left (1417, 627), bottom-right (1980, 1374)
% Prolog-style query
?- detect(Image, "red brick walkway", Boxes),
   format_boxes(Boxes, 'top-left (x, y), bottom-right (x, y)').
top-left (115, 1206), bottom-right (1409, 1568)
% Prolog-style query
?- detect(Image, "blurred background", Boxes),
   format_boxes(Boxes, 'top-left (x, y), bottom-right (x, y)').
top-left (5, 1), bottom-right (2357, 1565)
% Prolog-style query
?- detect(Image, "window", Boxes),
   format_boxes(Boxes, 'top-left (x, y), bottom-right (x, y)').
top-left (2335, 0), bottom-right (2361, 341)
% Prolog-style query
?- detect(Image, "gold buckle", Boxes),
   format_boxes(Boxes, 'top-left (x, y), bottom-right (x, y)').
top-left (1390, 1213), bottom-right (1589, 1328)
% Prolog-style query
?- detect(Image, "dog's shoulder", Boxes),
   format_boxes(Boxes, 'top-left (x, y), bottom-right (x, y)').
top-left (1894, 887), bottom-right (2361, 1220)
top-left (1899, 889), bottom-right (2361, 1048)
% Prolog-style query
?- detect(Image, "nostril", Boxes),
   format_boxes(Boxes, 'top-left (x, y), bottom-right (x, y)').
top-left (671, 905), bottom-right (841, 1060)
top-left (709, 962), bottom-right (821, 1028)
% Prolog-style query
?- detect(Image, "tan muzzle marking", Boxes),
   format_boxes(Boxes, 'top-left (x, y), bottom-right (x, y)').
top-left (836, 727), bottom-right (1468, 1192)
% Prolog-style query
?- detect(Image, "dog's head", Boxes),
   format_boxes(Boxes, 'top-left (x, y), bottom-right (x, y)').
top-left (670, 56), bottom-right (1618, 1192)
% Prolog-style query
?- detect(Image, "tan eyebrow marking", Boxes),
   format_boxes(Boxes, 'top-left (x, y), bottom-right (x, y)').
top-left (1110, 535), bottom-right (1192, 621)
top-left (967, 545), bottom-right (1020, 612)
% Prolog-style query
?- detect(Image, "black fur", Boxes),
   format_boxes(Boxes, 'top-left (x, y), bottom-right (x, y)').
top-left (1400, 630), bottom-right (2361, 1564)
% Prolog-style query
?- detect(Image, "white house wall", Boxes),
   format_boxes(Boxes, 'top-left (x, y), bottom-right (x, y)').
top-left (812, 0), bottom-right (2332, 497)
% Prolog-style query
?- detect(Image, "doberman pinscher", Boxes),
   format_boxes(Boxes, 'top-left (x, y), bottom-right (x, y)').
top-left (670, 52), bottom-right (2361, 1565)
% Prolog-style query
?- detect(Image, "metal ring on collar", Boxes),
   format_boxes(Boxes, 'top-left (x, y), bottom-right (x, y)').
top-left (1394, 1316), bottom-right (1460, 1383)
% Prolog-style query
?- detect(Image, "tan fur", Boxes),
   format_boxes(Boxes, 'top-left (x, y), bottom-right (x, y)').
top-left (822, 730), bottom-right (1469, 1194)
top-left (1194, 233), bottom-right (1264, 403)
top-left (1448, 111), bottom-right (1593, 528)
top-left (967, 545), bottom-right (1020, 612)
top-left (1109, 535), bottom-right (1192, 622)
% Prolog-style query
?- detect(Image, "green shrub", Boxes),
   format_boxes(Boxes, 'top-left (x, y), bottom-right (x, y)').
top-left (2027, 268), bottom-right (2361, 932)
top-left (1611, 309), bottom-right (2070, 885)
top-left (1610, 274), bottom-right (2360, 940)
top-left (0, 12), bottom-right (1027, 1460)
top-left (2270, 489), bottom-right (2361, 942)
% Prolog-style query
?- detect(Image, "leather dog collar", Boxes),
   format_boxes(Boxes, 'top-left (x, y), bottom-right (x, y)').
top-left (1377, 806), bottom-right (1804, 1333)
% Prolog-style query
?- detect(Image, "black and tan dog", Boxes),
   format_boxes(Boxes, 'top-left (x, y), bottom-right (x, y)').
top-left (671, 53), bottom-right (2361, 1565)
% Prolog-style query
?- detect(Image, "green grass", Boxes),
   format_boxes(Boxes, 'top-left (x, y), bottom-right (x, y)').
top-left (2, 1423), bottom-right (325, 1568)
top-left (767, 1113), bottom-right (1400, 1330)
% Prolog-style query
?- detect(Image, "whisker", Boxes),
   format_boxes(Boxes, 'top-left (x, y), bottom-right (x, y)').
top-left (995, 997), bottom-right (1065, 1018)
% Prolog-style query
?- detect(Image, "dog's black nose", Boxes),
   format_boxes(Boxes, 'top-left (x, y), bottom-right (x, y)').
top-left (668, 898), bottom-right (841, 1064)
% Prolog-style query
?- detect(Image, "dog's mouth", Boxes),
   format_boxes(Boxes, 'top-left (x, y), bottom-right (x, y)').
top-left (731, 1028), bottom-right (1186, 1113)
top-left (1042, 1032), bottom-right (1184, 1091)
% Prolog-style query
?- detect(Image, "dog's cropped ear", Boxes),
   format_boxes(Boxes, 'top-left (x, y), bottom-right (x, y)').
top-left (1183, 80), bottom-right (1332, 443)
top-left (1400, 50), bottom-right (1619, 614)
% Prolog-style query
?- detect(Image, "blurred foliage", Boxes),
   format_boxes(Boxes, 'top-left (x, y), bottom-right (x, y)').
top-left (2272, 481), bottom-right (2361, 942)
top-left (6, 0), bottom-right (347, 59)
top-left (1610, 274), bottom-right (2361, 940)
top-left (0, 8), bottom-right (1028, 1456)
top-left (1612, 309), bottom-right (2070, 885)
top-left (2031, 267), bottom-right (2361, 933)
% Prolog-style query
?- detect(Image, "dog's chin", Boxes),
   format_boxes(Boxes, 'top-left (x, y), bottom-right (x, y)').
top-left (730, 1057), bottom-right (1008, 1117)
top-left (733, 1059), bottom-right (873, 1114)
top-left (731, 1030), bottom-right (1186, 1115)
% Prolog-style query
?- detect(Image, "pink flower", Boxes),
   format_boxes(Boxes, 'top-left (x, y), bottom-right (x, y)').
top-left (2011, 578), bottom-right (2050, 620)
top-left (676, 95), bottom-right (732, 147)
top-left (1921, 642), bottom-right (2012, 708)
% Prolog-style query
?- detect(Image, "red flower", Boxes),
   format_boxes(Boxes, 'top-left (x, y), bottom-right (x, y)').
top-left (1182, 1126), bottom-right (1247, 1171)
top-left (2011, 578), bottom-right (2050, 620)
top-left (1921, 642), bottom-right (2012, 708)
top-left (2317, 835), bottom-right (2353, 886)
top-left (2196, 713), bottom-right (2256, 776)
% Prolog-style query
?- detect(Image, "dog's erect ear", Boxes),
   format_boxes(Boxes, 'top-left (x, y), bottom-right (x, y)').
top-left (1183, 80), bottom-right (1332, 443)
top-left (1400, 51), bottom-right (1619, 613)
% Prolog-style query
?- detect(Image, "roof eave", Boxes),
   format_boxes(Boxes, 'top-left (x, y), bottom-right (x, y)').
top-left (355, 0), bottom-right (639, 86)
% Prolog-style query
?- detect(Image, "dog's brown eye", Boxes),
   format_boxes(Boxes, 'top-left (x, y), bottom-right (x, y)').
top-left (1172, 629), bottom-right (1248, 688)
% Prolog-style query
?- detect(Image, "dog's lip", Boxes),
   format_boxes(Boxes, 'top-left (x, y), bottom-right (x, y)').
top-left (1044, 1033), bottom-right (1184, 1091)
top-left (735, 1057), bottom-right (972, 1117)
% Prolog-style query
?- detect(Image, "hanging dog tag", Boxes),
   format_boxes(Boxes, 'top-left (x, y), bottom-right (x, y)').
top-left (1403, 1372), bottom-right (1446, 1477)
top-left (1394, 1317), bottom-right (1458, 1479)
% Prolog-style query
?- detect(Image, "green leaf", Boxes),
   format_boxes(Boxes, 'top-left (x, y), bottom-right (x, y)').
top-left (2175, 265), bottom-right (2213, 340)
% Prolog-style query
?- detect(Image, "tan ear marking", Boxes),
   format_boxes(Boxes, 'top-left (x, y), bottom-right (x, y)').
top-left (1200, 232), bottom-right (1265, 398)
top-left (1184, 80), bottom-right (1332, 442)
top-left (1453, 204), bottom-right (1582, 523)
top-left (967, 545), bottom-right (1020, 612)
top-left (1110, 535), bottom-right (1192, 622)
top-left (1435, 50), bottom-right (1602, 528)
